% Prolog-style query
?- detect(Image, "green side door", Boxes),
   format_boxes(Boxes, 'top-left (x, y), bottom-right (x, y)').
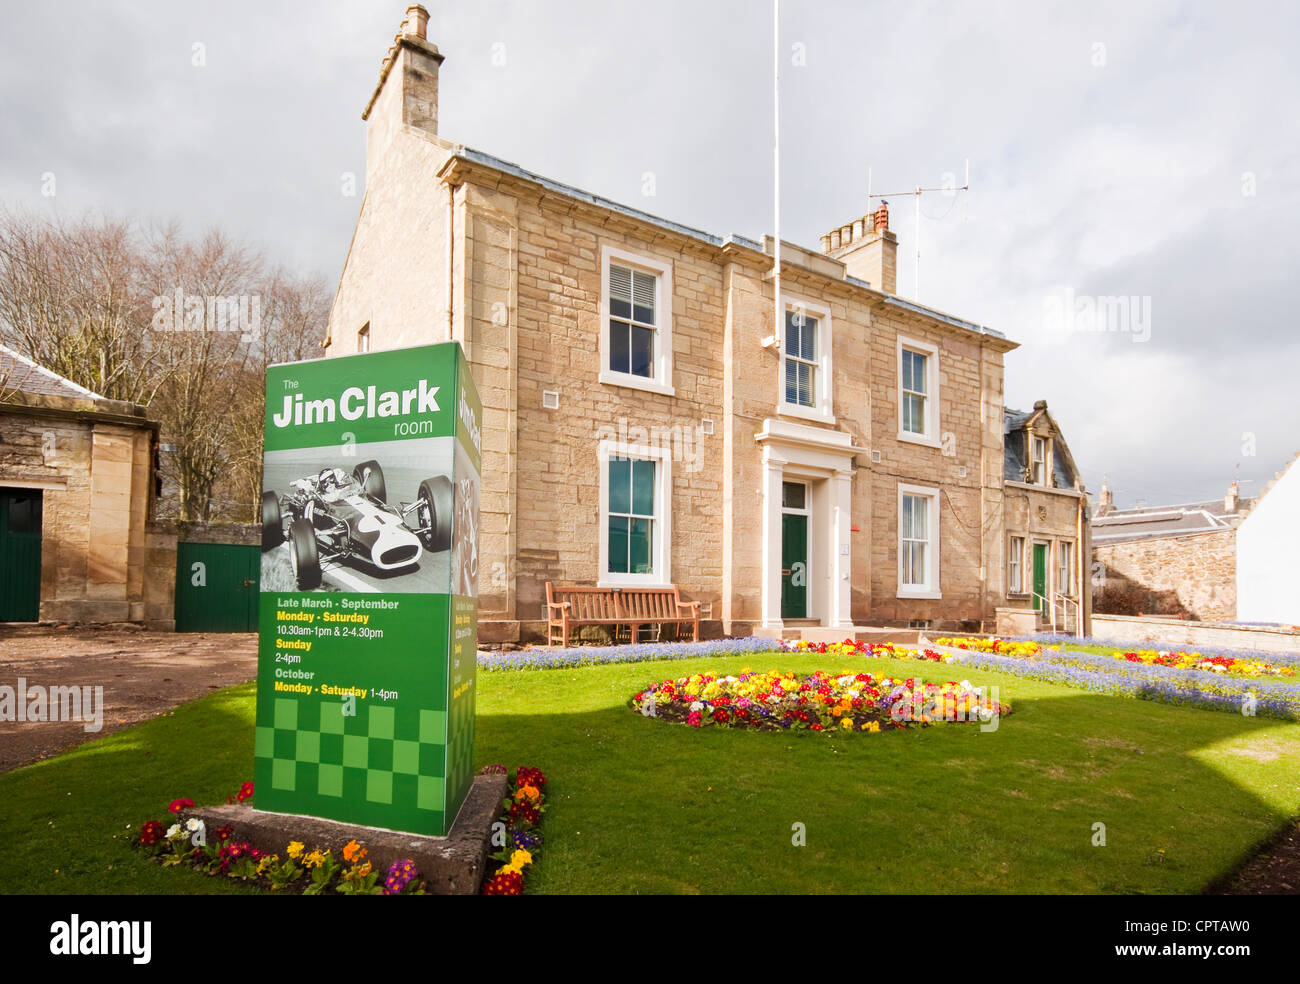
top-left (0, 489), bottom-right (43, 622)
top-left (174, 542), bottom-right (260, 632)
top-left (781, 513), bottom-right (808, 619)
top-left (1032, 542), bottom-right (1048, 614)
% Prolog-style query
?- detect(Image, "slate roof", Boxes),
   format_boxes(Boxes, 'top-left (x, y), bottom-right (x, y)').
top-left (1090, 496), bottom-right (1255, 545)
top-left (1004, 406), bottom-right (1076, 489)
top-left (0, 344), bottom-right (105, 401)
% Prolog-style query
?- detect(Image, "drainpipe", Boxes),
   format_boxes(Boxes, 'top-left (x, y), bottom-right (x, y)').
top-left (446, 180), bottom-right (455, 343)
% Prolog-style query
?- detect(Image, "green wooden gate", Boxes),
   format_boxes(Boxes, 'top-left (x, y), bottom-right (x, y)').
top-left (0, 489), bottom-right (43, 622)
top-left (174, 542), bottom-right (260, 632)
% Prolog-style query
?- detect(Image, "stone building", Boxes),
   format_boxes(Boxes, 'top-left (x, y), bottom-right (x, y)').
top-left (0, 343), bottom-right (170, 624)
top-left (999, 402), bottom-right (1091, 634)
top-left (324, 7), bottom-right (1091, 642)
top-left (1091, 480), bottom-right (1253, 622)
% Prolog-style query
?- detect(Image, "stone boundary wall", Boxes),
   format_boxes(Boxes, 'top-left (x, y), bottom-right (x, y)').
top-left (1092, 528), bottom-right (1236, 622)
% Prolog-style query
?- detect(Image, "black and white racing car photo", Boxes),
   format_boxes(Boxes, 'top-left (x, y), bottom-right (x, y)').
top-left (261, 460), bottom-right (453, 590)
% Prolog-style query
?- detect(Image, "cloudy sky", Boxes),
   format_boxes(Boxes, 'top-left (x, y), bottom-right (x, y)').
top-left (2, 1), bottom-right (1296, 508)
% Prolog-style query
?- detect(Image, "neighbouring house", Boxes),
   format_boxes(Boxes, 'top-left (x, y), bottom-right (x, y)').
top-left (1090, 479), bottom-right (1255, 621)
top-left (0, 343), bottom-right (168, 624)
top-left (323, 6), bottom-right (1091, 642)
top-left (1236, 453), bottom-right (1300, 626)
top-left (1000, 402), bottom-right (1091, 634)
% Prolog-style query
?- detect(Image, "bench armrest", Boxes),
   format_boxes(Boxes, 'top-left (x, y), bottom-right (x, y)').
top-left (676, 601), bottom-right (701, 615)
top-left (546, 601), bottom-right (571, 613)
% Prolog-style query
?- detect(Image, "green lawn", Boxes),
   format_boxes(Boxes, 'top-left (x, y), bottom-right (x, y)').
top-left (3, 653), bottom-right (1299, 894)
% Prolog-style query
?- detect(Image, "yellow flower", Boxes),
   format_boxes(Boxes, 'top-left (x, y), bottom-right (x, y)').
top-left (286, 841), bottom-right (304, 860)
top-left (839, 717), bottom-right (853, 730)
top-left (510, 848), bottom-right (533, 869)
top-left (304, 850), bottom-right (326, 869)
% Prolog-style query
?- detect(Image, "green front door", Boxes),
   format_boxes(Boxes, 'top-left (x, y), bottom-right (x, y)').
top-left (1032, 542), bottom-right (1048, 614)
top-left (781, 513), bottom-right (808, 619)
top-left (174, 542), bottom-right (260, 632)
top-left (0, 489), bottom-right (43, 622)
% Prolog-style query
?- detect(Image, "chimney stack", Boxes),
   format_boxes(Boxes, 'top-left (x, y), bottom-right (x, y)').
top-left (821, 200), bottom-right (898, 293)
top-left (1096, 482), bottom-right (1114, 517)
top-left (1224, 481), bottom-right (1239, 514)
top-left (362, 5), bottom-right (444, 180)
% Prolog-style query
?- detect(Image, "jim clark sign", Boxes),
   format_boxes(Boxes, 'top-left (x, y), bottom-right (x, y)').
top-left (253, 342), bottom-right (481, 837)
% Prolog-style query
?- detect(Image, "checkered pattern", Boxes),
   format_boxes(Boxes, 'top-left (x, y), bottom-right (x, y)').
top-left (255, 698), bottom-right (447, 812)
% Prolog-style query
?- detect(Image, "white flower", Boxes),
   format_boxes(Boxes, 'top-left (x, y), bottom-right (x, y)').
top-left (959, 680), bottom-right (974, 692)
top-left (689, 701), bottom-right (704, 712)
top-left (185, 817), bottom-right (204, 834)
top-left (166, 823), bottom-right (181, 838)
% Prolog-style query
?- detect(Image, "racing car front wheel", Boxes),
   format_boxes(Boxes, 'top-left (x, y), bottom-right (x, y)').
top-left (418, 475), bottom-right (454, 552)
top-left (288, 517), bottom-right (322, 590)
top-left (261, 491), bottom-right (284, 550)
top-left (353, 460), bottom-right (387, 503)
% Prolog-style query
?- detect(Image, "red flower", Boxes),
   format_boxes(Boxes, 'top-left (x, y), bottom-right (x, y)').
top-left (214, 824), bottom-right (234, 844)
top-left (713, 709), bottom-right (730, 723)
top-left (515, 767), bottom-right (547, 788)
top-left (139, 820), bottom-right (166, 845)
top-left (482, 870), bottom-right (525, 895)
top-left (235, 781), bottom-right (254, 803)
top-left (168, 798), bottom-right (194, 814)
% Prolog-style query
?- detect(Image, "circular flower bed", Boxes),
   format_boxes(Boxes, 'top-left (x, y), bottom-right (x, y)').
top-left (630, 669), bottom-right (1009, 733)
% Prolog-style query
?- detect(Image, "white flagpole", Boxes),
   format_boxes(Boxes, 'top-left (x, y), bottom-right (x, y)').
top-left (773, 0), bottom-right (781, 348)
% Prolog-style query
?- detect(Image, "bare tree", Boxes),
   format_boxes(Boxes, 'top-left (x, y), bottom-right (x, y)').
top-left (0, 211), bottom-right (328, 522)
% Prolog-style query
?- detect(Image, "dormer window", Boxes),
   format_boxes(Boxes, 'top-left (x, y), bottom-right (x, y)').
top-left (1032, 436), bottom-right (1048, 486)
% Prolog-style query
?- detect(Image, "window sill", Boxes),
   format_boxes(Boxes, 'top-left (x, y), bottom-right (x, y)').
top-left (897, 431), bottom-right (941, 449)
top-left (778, 402), bottom-right (836, 426)
top-left (598, 370), bottom-right (675, 397)
top-left (597, 578), bottom-right (669, 589)
top-left (897, 588), bottom-right (942, 600)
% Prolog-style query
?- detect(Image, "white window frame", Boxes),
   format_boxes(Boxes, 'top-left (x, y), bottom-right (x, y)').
top-left (357, 322), bottom-right (370, 353)
top-left (778, 294), bottom-right (834, 424)
top-left (597, 439), bottom-right (672, 587)
top-left (1008, 535), bottom-right (1025, 595)
top-left (1032, 435), bottom-right (1050, 486)
top-left (599, 245), bottom-right (674, 397)
top-left (897, 335), bottom-right (940, 448)
top-left (1057, 540), bottom-right (1073, 598)
top-left (897, 482), bottom-right (941, 599)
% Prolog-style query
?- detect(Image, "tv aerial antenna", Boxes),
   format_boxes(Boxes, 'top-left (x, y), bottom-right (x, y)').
top-left (867, 159), bottom-right (970, 302)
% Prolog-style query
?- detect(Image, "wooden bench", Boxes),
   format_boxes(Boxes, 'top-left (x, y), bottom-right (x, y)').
top-left (545, 583), bottom-right (701, 647)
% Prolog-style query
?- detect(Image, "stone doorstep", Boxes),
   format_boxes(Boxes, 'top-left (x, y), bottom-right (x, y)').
top-left (190, 773), bottom-right (507, 896)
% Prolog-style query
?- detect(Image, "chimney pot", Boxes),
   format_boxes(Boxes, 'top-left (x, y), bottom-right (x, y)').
top-left (830, 229), bottom-right (842, 250)
top-left (1225, 481), bottom-right (1239, 513)
top-left (820, 234), bottom-right (831, 252)
top-left (403, 5), bottom-right (430, 40)
top-left (873, 201), bottom-right (890, 233)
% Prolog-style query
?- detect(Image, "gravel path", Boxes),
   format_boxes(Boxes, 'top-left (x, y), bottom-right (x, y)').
top-left (0, 624), bottom-right (257, 773)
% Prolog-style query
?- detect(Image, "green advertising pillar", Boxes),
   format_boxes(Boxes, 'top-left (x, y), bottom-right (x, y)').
top-left (253, 342), bottom-right (481, 837)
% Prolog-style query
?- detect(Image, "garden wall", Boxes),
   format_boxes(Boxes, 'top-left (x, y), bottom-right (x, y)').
top-left (1092, 528), bottom-right (1236, 621)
